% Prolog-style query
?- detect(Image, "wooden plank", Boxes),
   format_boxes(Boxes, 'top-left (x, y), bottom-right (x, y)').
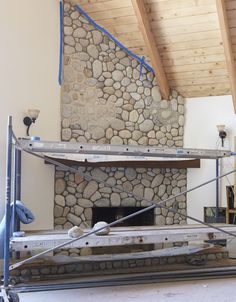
top-left (113, 31), bottom-right (143, 42)
top-left (81, 0), bottom-right (133, 13)
top-left (154, 30), bottom-right (222, 44)
top-left (151, 13), bottom-right (219, 29)
top-left (158, 39), bottom-right (223, 52)
top-left (159, 46), bottom-right (224, 60)
top-left (182, 89), bottom-right (230, 97)
top-left (164, 61), bottom-right (227, 73)
top-left (170, 76), bottom-right (229, 86)
top-left (228, 19), bottom-right (236, 28)
top-left (96, 15), bottom-right (138, 27)
top-left (162, 54), bottom-right (226, 67)
top-left (123, 39), bottom-right (145, 48)
top-left (89, 6), bottom-right (135, 21)
top-left (175, 82), bottom-right (230, 91)
top-left (101, 23), bottom-right (140, 35)
top-left (129, 46), bottom-right (148, 56)
top-left (216, 0), bottom-right (236, 112)
top-left (150, 22), bottom-right (218, 37)
top-left (167, 68), bottom-right (228, 80)
top-left (229, 28), bottom-right (236, 36)
top-left (225, 10), bottom-right (236, 20)
top-left (149, 3), bottom-right (217, 20)
top-left (173, 82), bottom-right (230, 96)
top-left (146, 0), bottom-right (215, 11)
top-left (226, 0), bottom-right (236, 10)
top-left (131, 0), bottom-right (169, 99)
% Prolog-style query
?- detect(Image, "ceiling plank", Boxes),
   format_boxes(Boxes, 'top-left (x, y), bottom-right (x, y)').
top-left (216, 0), bottom-right (236, 112)
top-left (131, 0), bottom-right (169, 99)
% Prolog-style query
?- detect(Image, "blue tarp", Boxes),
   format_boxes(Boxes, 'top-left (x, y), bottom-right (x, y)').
top-left (0, 200), bottom-right (34, 258)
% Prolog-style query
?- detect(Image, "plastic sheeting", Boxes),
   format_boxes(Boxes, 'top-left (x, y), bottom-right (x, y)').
top-left (0, 200), bottom-right (34, 258)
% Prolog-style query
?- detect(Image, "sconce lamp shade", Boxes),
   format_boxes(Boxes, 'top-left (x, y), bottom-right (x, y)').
top-left (216, 124), bottom-right (227, 147)
top-left (28, 109), bottom-right (40, 120)
top-left (217, 124), bottom-right (226, 132)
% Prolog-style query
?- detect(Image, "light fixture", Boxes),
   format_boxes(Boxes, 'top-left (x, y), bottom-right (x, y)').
top-left (217, 124), bottom-right (227, 147)
top-left (23, 109), bottom-right (40, 136)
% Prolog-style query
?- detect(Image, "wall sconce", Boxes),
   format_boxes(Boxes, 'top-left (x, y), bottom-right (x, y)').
top-left (23, 109), bottom-right (40, 136)
top-left (217, 124), bottom-right (227, 147)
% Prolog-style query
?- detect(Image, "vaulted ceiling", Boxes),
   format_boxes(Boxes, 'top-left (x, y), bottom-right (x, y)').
top-left (76, 0), bottom-right (236, 110)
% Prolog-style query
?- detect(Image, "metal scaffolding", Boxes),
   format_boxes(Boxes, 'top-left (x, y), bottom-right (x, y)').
top-left (1, 116), bottom-right (236, 301)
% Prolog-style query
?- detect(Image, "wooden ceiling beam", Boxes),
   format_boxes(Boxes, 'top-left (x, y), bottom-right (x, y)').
top-left (131, 0), bottom-right (170, 99)
top-left (216, 0), bottom-right (236, 112)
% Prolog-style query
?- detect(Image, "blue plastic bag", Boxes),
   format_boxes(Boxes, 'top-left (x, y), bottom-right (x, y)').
top-left (0, 200), bottom-right (34, 258)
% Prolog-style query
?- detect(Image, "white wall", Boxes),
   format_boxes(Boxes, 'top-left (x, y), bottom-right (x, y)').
top-left (0, 0), bottom-right (61, 229)
top-left (184, 95), bottom-right (236, 223)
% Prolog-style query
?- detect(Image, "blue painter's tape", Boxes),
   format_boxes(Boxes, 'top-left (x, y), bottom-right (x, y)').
top-left (58, 0), bottom-right (63, 85)
top-left (140, 56), bottom-right (145, 80)
top-left (13, 231), bottom-right (25, 237)
top-left (75, 4), bottom-right (154, 73)
top-left (31, 136), bottom-right (40, 141)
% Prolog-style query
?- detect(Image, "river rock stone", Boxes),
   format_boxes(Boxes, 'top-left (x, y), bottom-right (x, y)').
top-left (66, 194), bottom-right (77, 206)
top-left (67, 213), bottom-right (82, 225)
top-left (55, 179), bottom-right (66, 195)
top-left (92, 30), bottom-right (103, 44)
top-left (125, 168), bottom-right (137, 181)
top-left (112, 70), bottom-right (124, 81)
top-left (55, 195), bottom-right (65, 207)
top-left (92, 60), bottom-right (102, 78)
top-left (110, 136), bottom-right (123, 145)
top-left (87, 44), bottom-right (99, 59)
top-left (91, 168), bottom-right (108, 181)
top-left (111, 193), bottom-right (121, 206)
top-left (110, 119), bottom-right (125, 130)
top-left (83, 181), bottom-right (99, 199)
top-left (139, 120), bottom-right (154, 132)
top-left (73, 27), bottom-right (86, 38)
top-left (55, 205), bottom-right (63, 218)
top-left (78, 198), bottom-right (93, 208)
top-left (151, 86), bottom-right (161, 101)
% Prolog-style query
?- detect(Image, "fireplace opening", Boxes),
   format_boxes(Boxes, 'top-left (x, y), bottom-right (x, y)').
top-left (92, 207), bottom-right (154, 227)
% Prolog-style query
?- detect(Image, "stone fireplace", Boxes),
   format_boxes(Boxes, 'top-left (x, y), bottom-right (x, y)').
top-left (54, 0), bottom-right (187, 256)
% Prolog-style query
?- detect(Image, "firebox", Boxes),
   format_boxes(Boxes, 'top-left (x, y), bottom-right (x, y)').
top-left (92, 207), bottom-right (154, 227)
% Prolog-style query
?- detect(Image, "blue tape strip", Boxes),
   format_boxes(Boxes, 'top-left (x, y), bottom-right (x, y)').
top-left (75, 4), bottom-right (154, 73)
top-left (58, 0), bottom-right (63, 85)
top-left (140, 56), bottom-right (145, 80)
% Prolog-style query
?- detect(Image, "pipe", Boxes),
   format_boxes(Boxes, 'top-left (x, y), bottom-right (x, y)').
top-left (3, 116), bottom-right (13, 287)
top-left (216, 158), bottom-right (220, 222)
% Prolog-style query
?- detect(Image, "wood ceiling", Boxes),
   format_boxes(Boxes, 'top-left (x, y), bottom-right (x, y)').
top-left (76, 0), bottom-right (236, 109)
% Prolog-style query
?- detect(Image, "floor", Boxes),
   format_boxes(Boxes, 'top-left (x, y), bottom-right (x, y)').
top-left (18, 277), bottom-right (236, 302)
